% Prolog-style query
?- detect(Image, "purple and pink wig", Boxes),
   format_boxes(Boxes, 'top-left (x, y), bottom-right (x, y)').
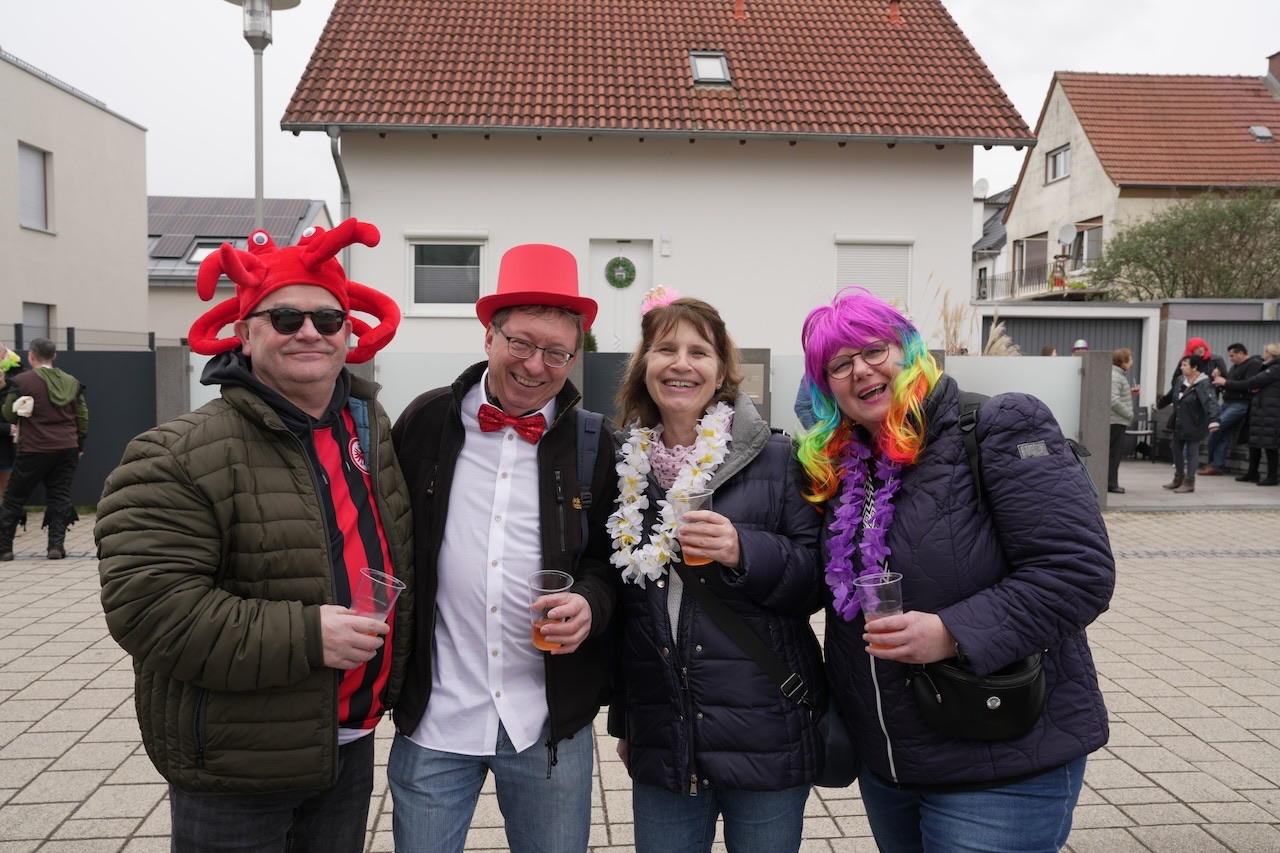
top-left (796, 287), bottom-right (941, 502)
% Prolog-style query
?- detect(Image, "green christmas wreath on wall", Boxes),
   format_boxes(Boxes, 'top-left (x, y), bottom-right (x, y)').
top-left (604, 256), bottom-right (636, 289)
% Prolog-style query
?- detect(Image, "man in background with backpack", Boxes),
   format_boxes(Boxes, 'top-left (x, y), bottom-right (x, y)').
top-left (388, 243), bottom-right (618, 853)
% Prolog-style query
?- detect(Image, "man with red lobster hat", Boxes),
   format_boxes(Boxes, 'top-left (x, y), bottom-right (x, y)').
top-left (96, 219), bottom-right (412, 851)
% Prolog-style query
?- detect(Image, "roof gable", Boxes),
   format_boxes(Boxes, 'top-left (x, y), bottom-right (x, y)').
top-left (283, 0), bottom-right (1031, 144)
top-left (1057, 72), bottom-right (1280, 187)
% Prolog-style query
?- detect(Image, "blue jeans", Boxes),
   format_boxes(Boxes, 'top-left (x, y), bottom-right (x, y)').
top-left (168, 731), bottom-right (373, 853)
top-left (1207, 401), bottom-right (1249, 469)
top-left (858, 757), bottom-right (1086, 853)
top-left (633, 781), bottom-right (811, 853)
top-left (388, 721), bottom-right (593, 853)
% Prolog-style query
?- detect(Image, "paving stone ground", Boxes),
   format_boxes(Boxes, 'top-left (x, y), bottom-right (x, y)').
top-left (0, 460), bottom-right (1278, 851)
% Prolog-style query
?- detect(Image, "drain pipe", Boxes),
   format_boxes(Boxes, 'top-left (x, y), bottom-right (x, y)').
top-left (326, 124), bottom-right (352, 268)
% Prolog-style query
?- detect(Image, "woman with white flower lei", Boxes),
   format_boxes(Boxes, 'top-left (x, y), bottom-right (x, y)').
top-left (605, 292), bottom-right (825, 853)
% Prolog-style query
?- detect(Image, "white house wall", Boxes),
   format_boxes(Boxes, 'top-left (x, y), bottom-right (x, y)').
top-left (340, 133), bottom-right (974, 358)
top-left (1004, 82), bottom-right (1119, 261)
top-left (1, 58), bottom-right (147, 335)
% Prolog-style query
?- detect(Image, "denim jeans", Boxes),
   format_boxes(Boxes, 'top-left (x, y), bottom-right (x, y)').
top-left (857, 757), bottom-right (1086, 853)
top-left (1169, 437), bottom-right (1202, 478)
top-left (1207, 401), bottom-right (1249, 470)
top-left (388, 721), bottom-right (593, 853)
top-left (633, 781), bottom-right (811, 853)
top-left (168, 731), bottom-right (373, 853)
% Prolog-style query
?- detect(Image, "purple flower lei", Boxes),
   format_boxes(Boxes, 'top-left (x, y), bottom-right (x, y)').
top-left (825, 438), bottom-right (904, 621)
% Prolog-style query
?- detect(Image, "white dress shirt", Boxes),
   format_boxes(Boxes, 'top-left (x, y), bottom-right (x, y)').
top-left (407, 372), bottom-right (555, 755)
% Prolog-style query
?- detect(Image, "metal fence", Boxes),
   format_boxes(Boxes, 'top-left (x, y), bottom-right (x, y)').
top-left (2, 324), bottom-right (184, 353)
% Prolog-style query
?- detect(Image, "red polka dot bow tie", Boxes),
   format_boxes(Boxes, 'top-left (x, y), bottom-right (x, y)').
top-left (477, 403), bottom-right (547, 443)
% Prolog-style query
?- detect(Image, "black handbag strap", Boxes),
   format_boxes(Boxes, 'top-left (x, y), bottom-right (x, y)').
top-left (669, 559), bottom-right (814, 710)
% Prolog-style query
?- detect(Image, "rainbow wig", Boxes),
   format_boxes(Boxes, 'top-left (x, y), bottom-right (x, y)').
top-left (796, 287), bottom-right (941, 502)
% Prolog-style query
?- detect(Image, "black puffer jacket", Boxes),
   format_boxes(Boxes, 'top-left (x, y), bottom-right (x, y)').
top-left (1157, 373), bottom-right (1220, 440)
top-left (824, 376), bottom-right (1114, 787)
top-left (1223, 357), bottom-right (1280, 449)
top-left (608, 393), bottom-right (825, 794)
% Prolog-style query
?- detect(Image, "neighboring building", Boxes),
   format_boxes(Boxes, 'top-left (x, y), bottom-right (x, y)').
top-left (1, 50), bottom-right (147, 343)
top-left (999, 51), bottom-right (1280, 302)
top-left (282, 0), bottom-right (1032, 362)
top-left (148, 196), bottom-right (331, 341)
top-left (972, 182), bottom-right (1011, 301)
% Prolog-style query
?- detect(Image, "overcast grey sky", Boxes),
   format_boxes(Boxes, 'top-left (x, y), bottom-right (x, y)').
top-left (3, 0), bottom-right (1278, 218)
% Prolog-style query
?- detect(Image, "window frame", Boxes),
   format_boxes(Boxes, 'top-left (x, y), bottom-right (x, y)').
top-left (18, 141), bottom-right (53, 233)
top-left (405, 231), bottom-right (488, 318)
top-left (689, 51), bottom-right (731, 85)
top-left (1045, 145), bottom-right (1071, 183)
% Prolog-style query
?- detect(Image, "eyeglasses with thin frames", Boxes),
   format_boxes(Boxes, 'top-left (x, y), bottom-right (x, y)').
top-left (245, 307), bottom-right (347, 336)
top-left (495, 326), bottom-right (575, 369)
top-left (825, 341), bottom-right (892, 380)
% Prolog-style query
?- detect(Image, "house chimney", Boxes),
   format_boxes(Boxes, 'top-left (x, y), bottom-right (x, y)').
top-left (1269, 50), bottom-right (1280, 83)
top-left (889, 0), bottom-right (905, 26)
top-left (733, 0), bottom-right (747, 20)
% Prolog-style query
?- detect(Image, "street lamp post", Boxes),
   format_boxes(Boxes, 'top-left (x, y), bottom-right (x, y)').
top-left (223, 0), bottom-right (301, 230)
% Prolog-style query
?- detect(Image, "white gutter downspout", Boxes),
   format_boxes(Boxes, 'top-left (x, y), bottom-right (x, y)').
top-left (326, 124), bottom-right (352, 268)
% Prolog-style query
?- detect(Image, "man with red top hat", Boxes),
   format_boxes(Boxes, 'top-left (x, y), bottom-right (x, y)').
top-left (389, 243), bottom-right (618, 853)
top-left (96, 220), bottom-right (412, 852)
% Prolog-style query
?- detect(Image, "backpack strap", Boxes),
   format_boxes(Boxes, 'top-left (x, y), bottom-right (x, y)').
top-left (573, 409), bottom-right (604, 556)
top-left (957, 391), bottom-right (989, 514)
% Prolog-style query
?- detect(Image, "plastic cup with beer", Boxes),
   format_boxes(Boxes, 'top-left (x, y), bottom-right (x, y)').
top-left (351, 568), bottom-right (406, 634)
top-left (670, 487), bottom-right (715, 566)
top-left (529, 569), bottom-right (574, 651)
top-left (853, 571), bottom-right (903, 650)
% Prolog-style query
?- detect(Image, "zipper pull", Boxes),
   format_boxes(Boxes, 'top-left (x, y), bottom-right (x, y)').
top-left (554, 469), bottom-right (565, 503)
top-left (689, 773), bottom-right (698, 796)
top-left (679, 666), bottom-right (690, 690)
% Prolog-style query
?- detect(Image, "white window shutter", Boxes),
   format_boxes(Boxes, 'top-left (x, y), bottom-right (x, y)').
top-left (836, 243), bottom-right (911, 310)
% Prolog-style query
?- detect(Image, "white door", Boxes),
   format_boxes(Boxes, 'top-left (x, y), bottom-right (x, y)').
top-left (587, 239), bottom-right (653, 353)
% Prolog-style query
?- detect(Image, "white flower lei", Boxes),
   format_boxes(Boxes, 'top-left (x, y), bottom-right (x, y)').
top-left (607, 401), bottom-right (734, 586)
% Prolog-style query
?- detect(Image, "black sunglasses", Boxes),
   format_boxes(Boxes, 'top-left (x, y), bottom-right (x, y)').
top-left (245, 307), bottom-right (347, 336)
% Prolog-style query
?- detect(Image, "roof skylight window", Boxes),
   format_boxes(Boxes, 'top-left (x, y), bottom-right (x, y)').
top-left (690, 51), bottom-right (731, 85)
top-left (1249, 125), bottom-right (1274, 141)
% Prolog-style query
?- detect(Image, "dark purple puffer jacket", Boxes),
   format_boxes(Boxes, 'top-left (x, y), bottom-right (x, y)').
top-left (824, 376), bottom-right (1114, 787)
top-left (608, 394), bottom-right (827, 794)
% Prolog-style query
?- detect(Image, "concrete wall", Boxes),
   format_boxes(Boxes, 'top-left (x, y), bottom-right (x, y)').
top-left (0, 57), bottom-right (148, 332)
top-left (336, 132), bottom-right (977, 361)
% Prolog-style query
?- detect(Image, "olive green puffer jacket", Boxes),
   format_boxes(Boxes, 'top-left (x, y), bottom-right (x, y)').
top-left (96, 375), bottom-right (412, 794)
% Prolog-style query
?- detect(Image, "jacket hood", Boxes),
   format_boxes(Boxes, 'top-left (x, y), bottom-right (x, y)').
top-left (34, 367), bottom-right (81, 406)
top-left (200, 348), bottom-right (350, 432)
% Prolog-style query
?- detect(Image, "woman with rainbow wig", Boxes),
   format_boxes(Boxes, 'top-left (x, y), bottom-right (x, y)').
top-left (798, 288), bottom-right (1115, 852)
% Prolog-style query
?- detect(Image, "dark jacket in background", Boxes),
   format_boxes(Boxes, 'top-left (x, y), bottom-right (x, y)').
top-left (391, 361), bottom-right (619, 748)
top-left (1223, 358), bottom-right (1280, 449)
top-left (1222, 355), bottom-right (1265, 403)
top-left (608, 393), bottom-right (825, 794)
top-left (2, 367), bottom-right (87, 452)
top-left (1157, 373), bottom-right (1220, 441)
top-left (823, 376), bottom-right (1114, 787)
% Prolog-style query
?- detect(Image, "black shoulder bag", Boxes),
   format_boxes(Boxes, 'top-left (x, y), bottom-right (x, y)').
top-left (903, 392), bottom-right (1047, 742)
top-left (669, 559), bottom-right (859, 788)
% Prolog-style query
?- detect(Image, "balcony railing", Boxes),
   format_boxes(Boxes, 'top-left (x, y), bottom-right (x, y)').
top-left (978, 262), bottom-right (1074, 301)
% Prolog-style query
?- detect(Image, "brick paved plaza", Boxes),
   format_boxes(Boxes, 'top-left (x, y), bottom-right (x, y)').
top-left (1, 462), bottom-right (1279, 851)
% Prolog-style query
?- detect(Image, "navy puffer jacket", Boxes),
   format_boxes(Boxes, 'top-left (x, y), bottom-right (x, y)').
top-left (608, 393), bottom-right (826, 794)
top-left (824, 376), bottom-right (1114, 787)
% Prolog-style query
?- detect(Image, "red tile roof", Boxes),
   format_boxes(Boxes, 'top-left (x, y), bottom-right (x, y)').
top-left (282, 0), bottom-right (1031, 144)
top-left (1056, 72), bottom-right (1280, 187)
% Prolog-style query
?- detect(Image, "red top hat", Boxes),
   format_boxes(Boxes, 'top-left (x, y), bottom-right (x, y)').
top-left (187, 218), bottom-right (400, 364)
top-left (475, 244), bottom-right (598, 331)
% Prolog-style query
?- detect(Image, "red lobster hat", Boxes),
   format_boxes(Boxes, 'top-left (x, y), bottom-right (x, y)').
top-left (188, 218), bottom-right (399, 364)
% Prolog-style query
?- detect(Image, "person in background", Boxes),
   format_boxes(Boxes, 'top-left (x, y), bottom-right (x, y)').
top-left (1202, 343), bottom-right (1262, 476)
top-left (389, 243), bottom-right (618, 853)
top-left (1157, 354), bottom-right (1219, 494)
top-left (608, 294), bottom-right (824, 853)
top-left (1108, 348), bottom-right (1139, 494)
top-left (793, 378), bottom-right (817, 429)
top-left (1213, 342), bottom-right (1280, 486)
top-left (0, 338), bottom-right (88, 561)
top-left (797, 287), bottom-right (1113, 853)
top-left (0, 344), bottom-right (21, 501)
top-left (1040, 345), bottom-right (1057, 357)
top-left (1182, 337), bottom-right (1228, 387)
top-left (1070, 339), bottom-right (1089, 354)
